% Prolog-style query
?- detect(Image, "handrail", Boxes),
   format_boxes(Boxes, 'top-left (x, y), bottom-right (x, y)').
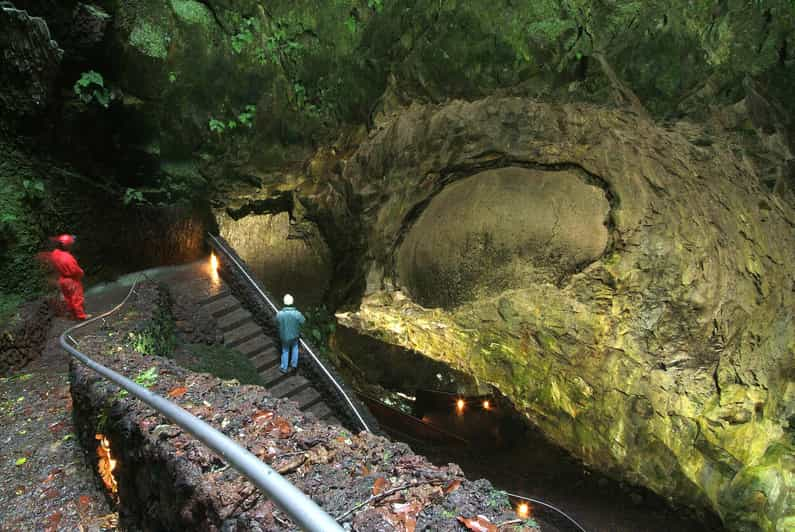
top-left (60, 282), bottom-right (344, 532)
top-left (207, 233), bottom-right (373, 433)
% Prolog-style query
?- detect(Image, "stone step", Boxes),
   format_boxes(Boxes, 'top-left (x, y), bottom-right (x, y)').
top-left (197, 288), bottom-right (231, 306)
top-left (306, 402), bottom-right (332, 420)
top-left (250, 352), bottom-right (279, 373)
top-left (224, 322), bottom-right (262, 347)
top-left (217, 308), bottom-right (253, 332)
top-left (259, 365), bottom-right (291, 388)
top-left (236, 335), bottom-right (274, 357)
top-left (269, 375), bottom-right (311, 399)
top-left (177, 278), bottom-right (225, 302)
top-left (202, 295), bottom-right (241, 318)
top-left (291, 387), bottom-right (323, 410)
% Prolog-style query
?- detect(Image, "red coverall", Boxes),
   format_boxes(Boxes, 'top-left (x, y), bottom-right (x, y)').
top-left (48, 248), bottom-right (87, 320)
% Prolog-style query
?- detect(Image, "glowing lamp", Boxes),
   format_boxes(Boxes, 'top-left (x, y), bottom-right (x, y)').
top-left (456, 399), bottom-right (465, 411)
top-left (482, 400), bottom-right (490, 410)
top-left (517, 502), bottom-right (530, 519)
top-left (210, 253), bottom-right (219, 271)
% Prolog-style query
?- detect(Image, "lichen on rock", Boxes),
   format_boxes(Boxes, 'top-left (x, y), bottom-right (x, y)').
top-left (337, 96), bottom-right (795, 530)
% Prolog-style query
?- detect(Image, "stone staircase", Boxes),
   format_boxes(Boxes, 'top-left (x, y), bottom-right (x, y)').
top-left (198, 289), bottom-right (341, 426)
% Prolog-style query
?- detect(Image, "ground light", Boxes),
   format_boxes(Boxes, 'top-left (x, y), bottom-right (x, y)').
top-left (96, 433), bottom-right (118, 494)
top-left (482, 399), bottom-right (490, 410)
top-left (516, 502), bottom-right (530, 519)
top-left (456, 398), bottom-right (465, 414)
top-left (210, 253), bottom-right (220, 284)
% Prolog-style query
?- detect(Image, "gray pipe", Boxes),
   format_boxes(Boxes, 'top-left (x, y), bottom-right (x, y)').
top-left (60, 283), bottom-right (343, 532)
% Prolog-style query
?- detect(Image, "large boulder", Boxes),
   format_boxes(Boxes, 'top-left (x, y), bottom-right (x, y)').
top-left (337, 97), bottom-right (795, 531)
top-left (397, 166), bottom-right (610, 308)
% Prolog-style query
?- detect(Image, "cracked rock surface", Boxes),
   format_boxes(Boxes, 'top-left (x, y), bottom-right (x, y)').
top-left (336, 97), bottom-right (795, 531)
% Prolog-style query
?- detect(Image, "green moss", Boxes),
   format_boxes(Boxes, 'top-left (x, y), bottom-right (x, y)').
top-left (0, 293), bottom-right (24, 326)
top-left (130, 20), bottom-right (170, 59)
top-left (181, 343), bottom-right (265, 386)
top-left (170, 0), bottom-right (211, 25)
top-left (0, 145), bottom-right (48, 300)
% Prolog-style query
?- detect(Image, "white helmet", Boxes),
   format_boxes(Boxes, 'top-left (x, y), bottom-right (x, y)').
top-left (283, 294), bottom-right (294, 306)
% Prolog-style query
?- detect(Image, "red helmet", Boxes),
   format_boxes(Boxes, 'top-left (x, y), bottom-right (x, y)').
top-left (52, 234), bottom-right (76, 247)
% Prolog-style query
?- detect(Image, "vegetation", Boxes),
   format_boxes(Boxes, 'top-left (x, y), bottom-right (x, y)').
top-left (73, 71), bottom-right (112, 108)
top-left (129, 286), bottom-right (176, 358)
top-left (180, 343), bottom-right (265, 386)
top-left (303, 305), bottom-right (337, 356)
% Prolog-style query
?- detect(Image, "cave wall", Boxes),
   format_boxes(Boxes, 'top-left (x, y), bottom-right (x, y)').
top-left (337, 97), bottom-right (795, 531)
top-left (215, 209), bottom-right (332, 306)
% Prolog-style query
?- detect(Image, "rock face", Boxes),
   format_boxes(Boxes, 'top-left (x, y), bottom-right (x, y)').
top-left (0, 298), bottom-right (53, 376)
top-left (337, 97), bottom-right (795, 531)
top-left (216, 210), bottom-right (332, 306)
top-left (0, 4), bottom-right (63, 123)
top-left (398, 166), bottom-right (610, 308)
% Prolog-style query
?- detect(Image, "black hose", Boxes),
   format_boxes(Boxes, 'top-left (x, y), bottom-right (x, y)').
top-left (507, 491), bottom-right (588, 532)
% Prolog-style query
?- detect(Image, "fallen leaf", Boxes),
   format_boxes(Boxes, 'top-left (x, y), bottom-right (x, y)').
top-left (275, 455), bottom-right (306, 475)
top-left (273, 416), bottom-right (292, 438)
top-left (361, 464), bottom-right (371, 476)
top-left (443, 479), bottom-right (462, 494)
top-left (15, 457), bottom-right (27, 466)
top-left (457, 515), bottom-right (498, 532)
top-left (43, 468), bottom-right (63, 483)
top-left (252, 410), bottom-right (274, 423)
top-left (79, 495), bottom-right (91, 509)
top-left (373, 476), bottom-right (386, 495)
top-left (391, 501), bottom-right (423, 532)
top-left (167, 386), bottom-right (188, 398)
top-left (44, 511), bottom-right (62, 532)
top-left (42, 487), bottom-right (59, 500)
top-left (14, 485), bottom-right (25, 496)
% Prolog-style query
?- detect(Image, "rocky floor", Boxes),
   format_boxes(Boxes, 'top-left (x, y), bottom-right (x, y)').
top-left (0, 316), bottom-right (117, 531)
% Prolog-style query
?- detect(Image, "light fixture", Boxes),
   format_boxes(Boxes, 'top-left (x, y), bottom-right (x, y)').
top-left (517, 502), bottom-right (530, 519)
top-left (210, 253), bottom-right (219, 271)
top-left (96, 433), bottom-right (118, 494)
top-left (456, 398), bottom-right (465, 411)
top-left (482, 399), bottom-right (490, 410)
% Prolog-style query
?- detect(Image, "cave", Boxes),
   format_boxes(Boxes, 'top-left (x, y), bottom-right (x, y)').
top-left (2, 1), bottom-right (794, 530)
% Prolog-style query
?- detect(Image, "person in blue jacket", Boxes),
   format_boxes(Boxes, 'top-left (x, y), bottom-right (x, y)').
top-left (276, 294), bottom-right (306, 374)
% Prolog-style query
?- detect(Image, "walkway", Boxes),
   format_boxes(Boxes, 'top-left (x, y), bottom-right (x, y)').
top-left (0, 305), bottom-right (124, 530)
top-left (129, 259), bottom-right (343, 426)
top-left (0, 257), bottom-right (345, 530)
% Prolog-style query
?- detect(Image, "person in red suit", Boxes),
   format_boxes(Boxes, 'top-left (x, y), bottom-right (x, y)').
top-left (39, 234), bottom-right (87, 320)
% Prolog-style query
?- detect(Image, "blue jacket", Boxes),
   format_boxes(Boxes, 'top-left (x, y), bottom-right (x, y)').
top-left (276, 306), bottom-right (306, 344)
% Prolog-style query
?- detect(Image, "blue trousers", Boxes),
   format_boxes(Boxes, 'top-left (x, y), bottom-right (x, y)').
top-left (280, 340), bottom-right (299, 372)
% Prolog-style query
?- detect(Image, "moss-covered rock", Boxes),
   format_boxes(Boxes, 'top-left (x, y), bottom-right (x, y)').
top-left (336, 97), bottom-right (795, 530)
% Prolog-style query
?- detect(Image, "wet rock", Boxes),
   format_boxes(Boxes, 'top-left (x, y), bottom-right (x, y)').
top-left (397, 166), bottom-right (610, 308)
top-left (337, 97), bottom-right (795, 530)
top-left (0, 298), bottom-right (53, 376)
top-left (0, 4), bottom-right (63, 122)
top-left (216, 210), bottom-right (333, 306)
top-left (67, 3), bottom-right (110, 55)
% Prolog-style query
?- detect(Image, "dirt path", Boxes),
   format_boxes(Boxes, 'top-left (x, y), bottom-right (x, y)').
top-left (0, 291), bottom-right (127, 532)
